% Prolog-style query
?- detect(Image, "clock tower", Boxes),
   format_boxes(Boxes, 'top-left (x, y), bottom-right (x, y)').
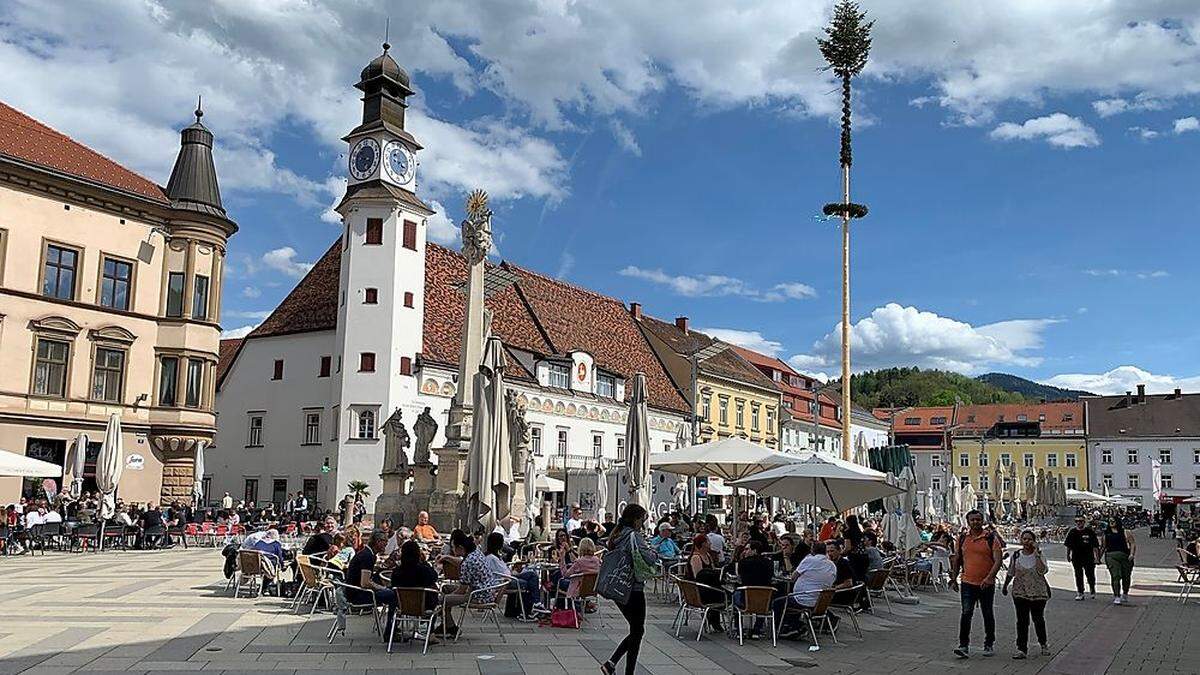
top-left (332, 42), bottom-right (434, 509)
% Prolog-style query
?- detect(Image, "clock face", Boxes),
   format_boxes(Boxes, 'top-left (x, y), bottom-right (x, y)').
top-left (348, 137), bottom-right (380, 181)
top-left (383, 141), bottom-right (415, 185)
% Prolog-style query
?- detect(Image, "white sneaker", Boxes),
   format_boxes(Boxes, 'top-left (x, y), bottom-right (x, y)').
top-left (1074, 594), bottom-right (1084, 601)
top-left (1113, 597), bottom-right (1122, 605)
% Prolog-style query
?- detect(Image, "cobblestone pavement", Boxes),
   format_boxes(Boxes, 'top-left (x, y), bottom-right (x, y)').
top-left (0, 529), bottom-right (1194, 675)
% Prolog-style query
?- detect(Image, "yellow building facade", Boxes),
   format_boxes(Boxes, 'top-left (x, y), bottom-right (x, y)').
top-left (695, 374), bottom-right (780, 448)
top-left (950, 402), bottom-right (1089, 492)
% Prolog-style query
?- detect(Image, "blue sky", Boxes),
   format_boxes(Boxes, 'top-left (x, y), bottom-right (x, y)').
top-left (3, 1), bottom-right (1198, 394)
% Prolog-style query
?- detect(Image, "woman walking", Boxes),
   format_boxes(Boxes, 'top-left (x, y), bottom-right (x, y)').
top-left (601, 504), bottom-right (658, 675)
top-left (1002, 530), bottom-right (1051, 659)
top-left (1100, 518), bottom-right (1136, 604)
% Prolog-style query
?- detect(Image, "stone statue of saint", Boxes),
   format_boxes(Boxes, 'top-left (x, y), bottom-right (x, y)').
top-left (506, 390), bottom-right (530, 471)
top-left (413, 406), bottom-right (438, 464)
top-left (461, 189), bottom-right (493, 266)
top-left (381, 408), bottom-right (411, 474)
top-left (672, 478), bottom-right (690, 512)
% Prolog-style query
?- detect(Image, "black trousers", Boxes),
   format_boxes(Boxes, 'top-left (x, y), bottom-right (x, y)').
top-left (1013, 597), bottom-right (1047, 653)
top-left (609, 591), bottom-right (646, 675)
top-left (1072, 559), bottom-right (1096, 594)
top-left (959, 582), bottom-right (996, 649)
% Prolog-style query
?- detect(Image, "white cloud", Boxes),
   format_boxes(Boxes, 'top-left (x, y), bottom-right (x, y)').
top-left (221, 325), bottom-right (258, 339)
top-left (1084, 268), bottom-right (1169, 279)
top-left (1076, 307), bottom-right (1088, 314)
top-left (1173, 116), bottom-right (1200, 134)
top-left (261, 247), bottom-right (313, 279)
top-left (556, 252), bottom-right (576, 279)
top-left (1129, 126), bottom-right (1160, 140)
top-left (1091, 96), bottom-right (1164, 118)
top-left (1136, 270), bottom-right (1169, 279)
top-left (700, 328), bottom-right (784, 357)
top-left (241, 286), bottom-right (261, 299)
top-left (223, 310), bottom-right (272, 321)
top-left (790, 303), bottom-right (1061, 375)
top-left (990, 113), bottom-right (1099, 149)
top-left (425, 200), bottom-right (459, 246)
top-left (619, 266), bottom-right (815, 302)
top-left (1042, 366), bottom-right (1200, 396)
top-left (609, 120), bottom-right (642, 157)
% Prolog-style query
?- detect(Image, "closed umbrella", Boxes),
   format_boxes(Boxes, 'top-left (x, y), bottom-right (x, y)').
top-left (1101, 480), bottom-right (1111, 498)
top-left (625, 373), bottom-right (651, 508)
top-left (898, 465), bottom-right (922, 552)
top-left (192, 440), bottom-right (206, 506)
top-left (729, 452), bottom-right (903, 512)
top-left (963, 482), bottom-right (978, 514)
top-left (96, 413), bottom-right (123, 520)
top-left (1036, 469), bottom-right (1047, 511)
top-left (524, 443), bottom-right (539, 525)
top-left (595, 466), bottom-right (609, 521)
top-left (69, 432), bottom-right (88, 498)
top-left (0, 449), bottom-right (64, 478)
top-left (466, 337), bottom-right (513, 531)
top-left (1025, 464), bottom-right (1038, 514)
top-left (944, 477), bottom-right (959, 524)
top-left (1058, 475), bottom-right (1067, 507)
top-left (1009, 462), bottom-right (1023, 504)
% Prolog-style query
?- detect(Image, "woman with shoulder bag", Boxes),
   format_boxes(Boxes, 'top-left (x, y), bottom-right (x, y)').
top-left (600, 504), bottom-right (658, 675)
top-left (1002, 530), bottom-right (1051, 659)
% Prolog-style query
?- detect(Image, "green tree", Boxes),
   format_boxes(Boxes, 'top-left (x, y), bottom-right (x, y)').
top-left (347, 480), bottom-right (370, 500)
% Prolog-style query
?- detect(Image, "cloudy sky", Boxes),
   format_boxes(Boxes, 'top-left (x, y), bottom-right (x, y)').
top-left (4, 1), bottom-right (1199, 395)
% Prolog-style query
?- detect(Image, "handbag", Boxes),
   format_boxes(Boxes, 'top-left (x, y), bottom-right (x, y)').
top-left (596, 532), bottom-right (635, 604)
top-left (630, 533), bottom-right (657, 583)
top-left (550, 608), bottom-right (579, 628)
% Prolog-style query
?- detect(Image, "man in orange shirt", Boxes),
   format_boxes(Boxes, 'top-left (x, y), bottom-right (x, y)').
top-left (950, 510), bottom-right (1004, 659)
top-left (413, 510), bottom-right (439, 542)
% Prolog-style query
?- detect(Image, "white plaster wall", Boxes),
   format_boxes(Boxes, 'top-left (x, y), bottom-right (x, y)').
top-left (1090, 438), bottom-right (1200, 506)
top-left (210, 331), bottom-right (336, 508)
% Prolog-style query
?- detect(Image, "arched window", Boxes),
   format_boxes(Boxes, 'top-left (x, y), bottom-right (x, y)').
top-left (358, 409), bottom-right (376, 439)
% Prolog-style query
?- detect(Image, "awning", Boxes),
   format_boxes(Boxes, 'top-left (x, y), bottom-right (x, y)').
top-left (0, 449), bottom-right (63, 478)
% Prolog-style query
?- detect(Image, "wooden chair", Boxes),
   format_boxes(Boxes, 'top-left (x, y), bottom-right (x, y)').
top-left (828, 583), bottom-right (865, 637)
top-left (327, 579), bottom-right (383, 643)
top-left (672, 577), bottom-right (728, 641)
top-left (388, 587), bottom-right (441, 654)
top-left (233, 549), bottom-right (278, 597)
top-left (863, 568), bottom-right (893, 614)
top-left (734, 585), bottom-right (777, 646)
top-left (553, 572), bottom-right (601, 629)
top-left (441, 557), bottom-right (461, 581)
top-left (456, 581), bottom-right (509, 639)
top-left (292, 554), bottom-right (338, 615)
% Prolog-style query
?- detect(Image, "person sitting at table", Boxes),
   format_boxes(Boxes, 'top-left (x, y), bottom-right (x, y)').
top-left (931, 523), bottom-right (955, 549)
top-left (776, 541), bottom-right (837, 638)
top-left (565, 505), bottom-right (584, 536)
top-left (330, 528), bottom-right (359, 567)
top-left (548, 529), bottom-right (577, 589)
top-left (558, 536), bottom-right (602, 607)
top-left (42, 506), bottom-right (63, 525)
top-left (526, 515), bottom-right (550, 544)
top-left (735, 539), bottom-right (775, 640)
top-left (1184, 536), bottom-right (1200, 568)
top-left (302, 516), bottom-right (338, 556)
top-left (391, 539), bottom-right (458, 640)
top-left (252, 529), bottom-right (286, 587)
top-left (864, 531), bottom-right (885, 572)
top-left (686, 534), bottom-right (725, 633)
top-left (601, 512), bottom-right (616, 535)
top-left (778, 534), bottom-right (810, 575)
top-left (827, 540), bottom-right (864, 610)
top-left (413, 511), bottom-right (439, 543)
top-left (650, 522), bottom-right (681, 559)
top-left (484, 532), bottom-right (545, 614)
top-left (346, 532), bottom-right (397, 630)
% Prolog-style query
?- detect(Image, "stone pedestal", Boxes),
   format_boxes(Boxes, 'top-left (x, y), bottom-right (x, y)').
top-left (378, 454), bottom-right (470, 532)
top-left (443, 404), bottom-right (473, 450)
top-left (373, 469), bottom-right (410, 526)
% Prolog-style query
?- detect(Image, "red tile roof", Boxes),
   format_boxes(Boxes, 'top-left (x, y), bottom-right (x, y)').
top-left (638, 317), bottom-right (779, 391)
top-left (216, 338), bottom-right (243, 386)
top-left (0, 101), bottom-right (168, 203)
top-left (224, 238), bottom-right (690, 414)
top-left (728, 345), bottom-right (837, 427)
top-left (954, 402), bottom-right (1084, 435)
top-left (881, 406), bottom-right (956, 433)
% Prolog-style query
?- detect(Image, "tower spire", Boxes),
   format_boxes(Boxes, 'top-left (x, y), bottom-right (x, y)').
top-left (194, 94), bottom-right (203, 123)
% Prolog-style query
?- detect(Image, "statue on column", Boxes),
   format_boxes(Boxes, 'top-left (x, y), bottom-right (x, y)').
top-left (672, 477), bottom-right (690, 513)
top-left (413, 406), bottom-right (438, 465)
top-left (462, 189), bottom-right (492, 266)
top-left (506, 390), bottom-right (530, 471)
top-left (381, 408), bottom-right (411, 475)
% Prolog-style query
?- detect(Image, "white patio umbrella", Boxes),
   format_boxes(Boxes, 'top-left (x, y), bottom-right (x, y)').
top-left (466, 337), bottom-right (513, 531)
top-left (192, 441), bottom-right (206, 506)
top-left (595, 466), bottom-right (609, 521)
top-left (729, 452), bottom-right (903, 512)
top-left (524, 444), bottom-right (539, 525)
top-left (1009, 462), bottom-right (1023, 511)
top-left (924, 487), bottom-right (937, 520)
top-left (0, 448), bottom-right (64, 478)
top-left (897, 465), bottom-right (923, 552)
top-left (944, 478), bottom-right (959, 524)
top-left (963, 482), bottom-right (978, 514)
top-left (96, 413), bottom-right (123, 520)
top-left (1101, 480), bottom-right (1111, 498)
top-left (1066, 489), bottom-right (1109, 504)
top-left (534, 474), bottom-right (565, 492)
top-left (650, 436), bottom-right (800, 482)
top-left (625, 373), bottom-right (651, 508)
top-left (1024, 465), bottom-right (1037, 512)
top-left (1057, 475), bottom-right (1067, 507)
top-left (69, 432), bottom-right (88, 498)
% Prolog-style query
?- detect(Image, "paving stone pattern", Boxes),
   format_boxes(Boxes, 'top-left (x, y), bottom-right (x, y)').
top-left (0, 529), bottom-right (1194, 674)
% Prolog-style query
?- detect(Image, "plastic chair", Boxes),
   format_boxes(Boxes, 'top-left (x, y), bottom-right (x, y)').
top-left (293, 555), bottom-right (337, 615)
top-left (863, 568), bottom-right (893, 614)
top-left (734, 585), bottom-right (778, 646)
top-left (234, 549), bottom-right (278, 597)
top-left (828, 583), bottom-right (865, 637)
top-left (553, 571), bottom-right (601, 628)
top-left (387, 587), bottom-right (441, 654)
top-left (672, 577), bottom-right (728, 641)
top-left (780, 589), bottom-right (838, 647)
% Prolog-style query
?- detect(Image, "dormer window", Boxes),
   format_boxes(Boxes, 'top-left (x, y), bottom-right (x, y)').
top-left (547, 362), bottom-right (569, 389)
top-left (596, 373), bottom-right (616, 398)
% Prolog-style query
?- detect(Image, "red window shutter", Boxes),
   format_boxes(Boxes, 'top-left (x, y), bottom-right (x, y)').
top-left (365, 218), bottom-right (383, 245)
top-left (403, 291), bottom-right (414, 308)
top-left (400, 356), bottom-right (412, 376)
top-left (272, 359), bottom-right (284, 380)
top-left (319, 356), bottom-right (331, 378)
top-left (360, 353), bottom-right (376, 372)
top-left (402, 220), bottom-right (417, 250)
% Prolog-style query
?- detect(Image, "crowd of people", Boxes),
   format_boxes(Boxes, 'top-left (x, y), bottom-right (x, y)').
top-left (3, 493), bottom-right (197, 552)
